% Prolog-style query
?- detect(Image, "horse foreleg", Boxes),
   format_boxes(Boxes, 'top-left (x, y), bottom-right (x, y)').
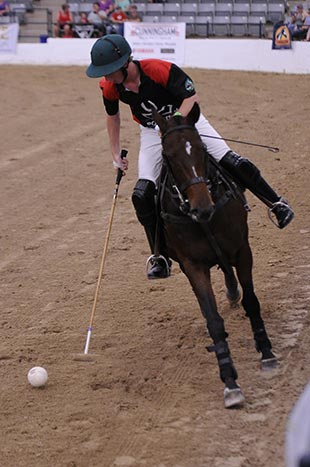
top-left (181, 261), bottom-right (245, 407)
top-left (235, 243), bottom-right (278, 369)
top-left (224, 270), bottom-right (241, 307)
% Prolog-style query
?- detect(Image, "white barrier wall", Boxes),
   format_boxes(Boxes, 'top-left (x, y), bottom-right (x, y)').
top-left (0, 38), bottom-right (309, 74)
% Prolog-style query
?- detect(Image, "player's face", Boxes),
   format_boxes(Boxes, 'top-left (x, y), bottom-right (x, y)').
top-left (105, 69), bottom-right (124, 83)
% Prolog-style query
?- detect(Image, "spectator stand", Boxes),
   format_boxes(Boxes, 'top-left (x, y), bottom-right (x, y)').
top-left (135, 0), bottom-right (285, 38)
top-left (64, 0), bottom-right (287, 39)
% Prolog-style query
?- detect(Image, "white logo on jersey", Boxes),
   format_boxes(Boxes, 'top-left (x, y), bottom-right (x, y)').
top-left (140, 100), bottom-right (174, 127)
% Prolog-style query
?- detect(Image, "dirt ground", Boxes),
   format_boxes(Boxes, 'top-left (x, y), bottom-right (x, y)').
top-left (0, 65), bottom-right (309, 467)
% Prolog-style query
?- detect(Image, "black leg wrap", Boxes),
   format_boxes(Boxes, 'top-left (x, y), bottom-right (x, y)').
top-left (132, 179), bottom-right (157, 227)
top-left (220, 151), bottom-right (279, 204)
top-left (132, 179), bottom-right (157, 253)
top-left (132, 179), bottom-right (169, 259)
top-left (254, 328), bottom-right (272, 353)
top-left (207, 340), bottom-right (238, 383)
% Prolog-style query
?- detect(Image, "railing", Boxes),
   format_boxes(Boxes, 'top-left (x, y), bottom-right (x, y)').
top-left (16, 7), bottom-right (53, 42)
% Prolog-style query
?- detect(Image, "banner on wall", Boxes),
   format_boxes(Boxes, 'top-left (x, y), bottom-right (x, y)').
top-left (272, 21), bottom-right (292, 50)
top-left (0, 23), bottom-right (19, 53)
top-left (124, 22), bottom-right (185, 65)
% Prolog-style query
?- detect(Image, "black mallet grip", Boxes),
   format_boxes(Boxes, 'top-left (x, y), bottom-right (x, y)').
top-left (116, 149), bottom-right (128, 185)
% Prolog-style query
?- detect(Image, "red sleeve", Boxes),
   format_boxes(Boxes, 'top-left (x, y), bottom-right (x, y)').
top-left (99, 78), bottom-right (120, 100)
top-left (99, 78), bottom-right (120, 116)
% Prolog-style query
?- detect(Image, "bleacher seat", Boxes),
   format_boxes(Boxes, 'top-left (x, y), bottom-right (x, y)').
top-left (160, 14), bottom-right (178, 22)
top-left (178, 14), bottom-right (196, 35)
top-left (68, 3), bottom-right (80, 17)
top-left (198, 3), bottom-right (216, 16)
top-left (250, 3), bottom-right (268, 16)
top-left (215, 3), bottom-right (233, 15)
top-left (233, 3), bottom-right (250, 15)
top-left (163, 3), bottom-right (181, 16)
top-left (78, 3), bottom-right (92, 13)
top-left (145, 3), bottom-right (164, 16)
top-left (9, 3), bottom-right (27, 25)
top-left (142, 14), bottom-right (160, 23)
top-left (248, 15), bottom-right (266, 36)
top-left (230, 15), bottom-right (248, 35)
top-left (194, 15), bottom-right (213, 36)
top-left (213, 15), bottom-right (231, 35)
top-left (268, 3), bottom-right (285, 22)
top-left (135, 3), bottom-right (146, 15)
top-left (180, 3), bottom-right (198, 16)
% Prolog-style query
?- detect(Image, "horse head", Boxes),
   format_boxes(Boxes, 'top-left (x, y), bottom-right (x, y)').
top-left (153, 102), bottom-right (215, 223)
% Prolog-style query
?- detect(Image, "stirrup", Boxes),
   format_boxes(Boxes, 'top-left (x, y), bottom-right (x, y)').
top-left (146, 254), bottom-right (171, 280)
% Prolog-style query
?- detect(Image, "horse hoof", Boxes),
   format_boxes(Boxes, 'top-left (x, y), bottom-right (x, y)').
top-left (224, 387), bottom-right (245, 408)
top-left (261, 357), bottom-right (278, 370)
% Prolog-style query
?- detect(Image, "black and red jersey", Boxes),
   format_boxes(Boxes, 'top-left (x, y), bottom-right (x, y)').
top-left (99, 59), bottom-right (196, 128)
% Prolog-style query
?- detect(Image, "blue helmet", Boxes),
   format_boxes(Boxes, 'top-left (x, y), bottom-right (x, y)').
top-left (86, 35), bottom-right (132, 78)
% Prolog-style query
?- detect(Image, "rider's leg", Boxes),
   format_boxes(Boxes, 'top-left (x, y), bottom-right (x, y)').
top-left (132, 126), bottom-right (171, 279)
top-left (219, 151), bottom-right (294, 229)
top-left (196, 114), bottom-right (294, 229)
top-left (132, 179), bottom-right (171, 279)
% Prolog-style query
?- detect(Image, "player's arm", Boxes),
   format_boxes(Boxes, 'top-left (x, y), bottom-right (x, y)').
top-left (178, 93), bottom-right (200, 117)
top-left (101, 81), bottom-right (128, 172)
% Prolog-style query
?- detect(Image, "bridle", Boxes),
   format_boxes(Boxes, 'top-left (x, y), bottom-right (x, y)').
top-left (161, 124), bottom-right (209, 193)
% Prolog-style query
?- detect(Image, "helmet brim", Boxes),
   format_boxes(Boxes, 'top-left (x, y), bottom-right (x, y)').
top-left (86, 52), bottom-right (130, 78)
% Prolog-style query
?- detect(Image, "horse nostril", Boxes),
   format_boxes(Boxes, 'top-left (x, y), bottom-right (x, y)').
top-left (190, 206), bottom-right (214, 222)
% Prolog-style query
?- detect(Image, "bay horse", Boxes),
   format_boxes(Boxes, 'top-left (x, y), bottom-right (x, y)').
top-left (153, 103), bottom-right (278, 408)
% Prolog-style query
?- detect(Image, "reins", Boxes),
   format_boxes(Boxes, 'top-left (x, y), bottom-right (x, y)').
top-left (159, 121), bottom-right (243, 278)
top-left (161, 124), bottom-right (209, 193)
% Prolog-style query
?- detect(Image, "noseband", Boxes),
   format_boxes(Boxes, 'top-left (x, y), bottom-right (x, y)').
top-left (161, 124), bottom-right (208, 193)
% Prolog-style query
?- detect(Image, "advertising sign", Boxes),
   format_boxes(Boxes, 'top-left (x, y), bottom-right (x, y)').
top-left (272, 21), bottom-right (292, 50)
top-left (124, 22), bottom-right (186, 65)
top-left (0, 23), bottom-right (19, 53)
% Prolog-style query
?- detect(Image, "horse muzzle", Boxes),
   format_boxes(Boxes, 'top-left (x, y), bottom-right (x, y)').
top-left (190, 204), bottom-right (215, 223)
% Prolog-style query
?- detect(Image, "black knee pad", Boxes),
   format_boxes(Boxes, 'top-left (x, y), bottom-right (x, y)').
top-left (221, 151), bottom-right (261, 187)
top-left (132, 179), bottom-right (156, 226)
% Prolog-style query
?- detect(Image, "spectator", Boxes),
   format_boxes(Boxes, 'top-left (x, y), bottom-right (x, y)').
top-left (98, 0), bottom-right (115, 17)
top-left (303, 7), bottom-right (310, 41)
top-left (290, 3), bottom-right (308, 40)
top-left (126, 4), bottom-right (142, 22)
top-left (78, 12), bottom-right (89, 24)
top-left (0, 1), bottom-right (10, 17)
top-left (54, 4), bottom-right (74, 38)
top-left (115, 0), bottom-right (131, 13)
top-left (110, 5), bottom-right (127, 34)
top-left (62, 23), bottom-right (74, 38)
top-left (88, 2), bottom-right (107, 37)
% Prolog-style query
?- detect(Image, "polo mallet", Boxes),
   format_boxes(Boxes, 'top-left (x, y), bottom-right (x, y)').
top-left (199, 133), bottom-right (279, 153)
top-left (74, 149), bottom-right (128, 362)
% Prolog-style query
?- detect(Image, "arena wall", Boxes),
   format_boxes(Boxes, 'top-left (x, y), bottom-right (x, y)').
top-left (0, 38), bottom-right (309, 74)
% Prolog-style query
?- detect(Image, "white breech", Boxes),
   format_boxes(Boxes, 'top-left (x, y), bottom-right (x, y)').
top-left (138, 113), bottom-right (231, 186)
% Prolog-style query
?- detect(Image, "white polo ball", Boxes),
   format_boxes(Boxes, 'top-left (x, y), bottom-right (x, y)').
top-left (27, 366), bottom-right (48, 387)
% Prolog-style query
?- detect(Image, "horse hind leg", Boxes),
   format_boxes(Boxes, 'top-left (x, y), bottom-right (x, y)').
top-left (235, 244), bottom-right (278, 370)
top-left (224, 269), bottom-right (241, 308)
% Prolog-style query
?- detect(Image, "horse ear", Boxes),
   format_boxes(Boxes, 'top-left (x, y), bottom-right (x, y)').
top-left (187, 102), bottom-right (200, 126)
top-left (153, 110), bottom-right (168, 133)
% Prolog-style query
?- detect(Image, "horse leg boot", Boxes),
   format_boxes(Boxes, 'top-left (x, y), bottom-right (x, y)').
top-left (242, 290), bottom-right (278, 369)
top-left (220, 151), bottom-right (294, 229)
top-left (207, 340), bottom-right (245, 408)
top-left (132, 179), bottom-right (171, 280)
